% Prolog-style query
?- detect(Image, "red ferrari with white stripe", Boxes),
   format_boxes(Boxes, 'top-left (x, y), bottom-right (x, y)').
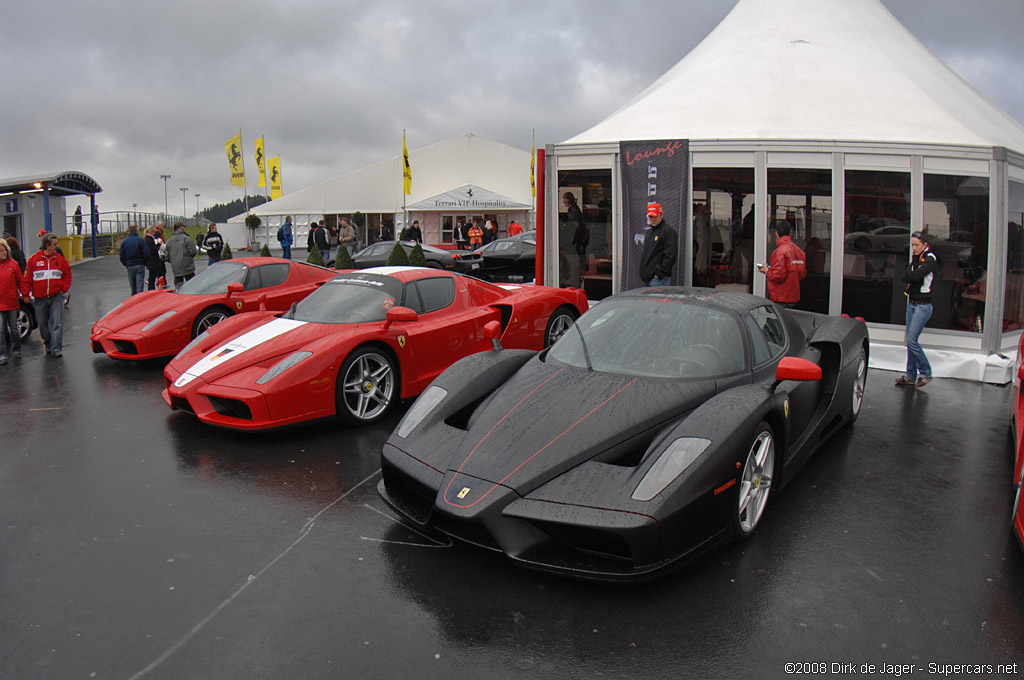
top-left (91, 258), bottom-right (335, 360)
top-left (161, 267), bottom-right (588, 431)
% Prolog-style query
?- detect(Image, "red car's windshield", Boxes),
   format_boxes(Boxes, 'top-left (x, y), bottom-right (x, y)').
top-left (176, 262), bottom-right (248, 295)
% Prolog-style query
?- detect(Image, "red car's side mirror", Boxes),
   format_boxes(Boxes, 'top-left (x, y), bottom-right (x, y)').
top-left (226, 282), bottom-right (244, 296)
top-left (775, 356), bottom-right (822, 382)
top-left (383, 306), bottom-right (418, 330)
top-left (484, 320), bottom-right (503, 351)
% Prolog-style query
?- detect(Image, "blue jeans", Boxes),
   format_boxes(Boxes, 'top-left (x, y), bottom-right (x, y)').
top-left (208, 255), bottom-right (221, 266)
top-left (34, 294), bottom-right (64, 353)
top-left (905, 301), bottom-right (933, 380)
top-left (282, 245), bottom-right (291, 260)
top-left (1, 307), bottom-right (21, 357)
top-left (320, 247), bottom-right (331, 262)
top-left (645, 275), bottom-right (672, 287)
top-left (126, 264), bottom-right (146, 296)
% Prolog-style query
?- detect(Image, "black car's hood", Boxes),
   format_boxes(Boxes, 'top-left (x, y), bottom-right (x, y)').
top-left (441, 359), bottom-right (717, 509)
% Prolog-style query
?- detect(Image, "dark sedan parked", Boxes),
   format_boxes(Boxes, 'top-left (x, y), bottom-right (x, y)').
top-left (339, 241), bottom-right (484, 274)
top-left (475, 231), bottom-right (536, 282)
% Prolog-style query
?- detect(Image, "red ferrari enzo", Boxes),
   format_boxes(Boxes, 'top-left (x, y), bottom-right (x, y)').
top-left (161, 267), bottom-right (589, 431)
top-left (91, 258), bottom-right (335, 360)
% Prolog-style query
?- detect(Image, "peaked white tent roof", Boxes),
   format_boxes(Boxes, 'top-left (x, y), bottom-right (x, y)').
top-left (565, 0), bottom-right (1024, 153)
top-left (239, 133), bottom-right (532, 220)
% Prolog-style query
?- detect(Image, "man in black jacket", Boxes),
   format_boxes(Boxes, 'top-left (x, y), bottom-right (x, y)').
top-left (638, 203), bottom-right (678, 287)
top-left (203, 224), bottom-right (224, 264)
top-left (895, 230), bottom-right (938, 388)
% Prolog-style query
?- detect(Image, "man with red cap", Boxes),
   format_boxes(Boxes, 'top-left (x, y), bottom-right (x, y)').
top-left (638, 202), bottom-right (678, 287)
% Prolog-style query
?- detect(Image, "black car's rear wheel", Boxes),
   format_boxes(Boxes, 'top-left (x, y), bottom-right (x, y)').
top-left (336, 347), bottom-right (396, 426)
top-left (851, 347), bottom-right (868, 422)
top-left (544, 306), bottom-right (578, 347)
top-left (735, 421), bottom-right (775, 539)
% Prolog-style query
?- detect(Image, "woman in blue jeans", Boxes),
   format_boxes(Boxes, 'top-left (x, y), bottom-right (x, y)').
top-left (896, 231), bottom-right (939, 387)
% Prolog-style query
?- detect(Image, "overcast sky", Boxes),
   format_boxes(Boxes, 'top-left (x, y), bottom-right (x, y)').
top-left (2, 0), bottom-right (1022, 218)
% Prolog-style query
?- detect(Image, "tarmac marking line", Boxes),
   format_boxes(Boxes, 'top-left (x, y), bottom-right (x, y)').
top-left (126, 468), bottom-right (382, 680)
top-left (358, 503), bottom-right (452, 547)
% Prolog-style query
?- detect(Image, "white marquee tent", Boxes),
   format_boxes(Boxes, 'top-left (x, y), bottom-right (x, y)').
top-left (548, 0), bottom-right (1024, 382)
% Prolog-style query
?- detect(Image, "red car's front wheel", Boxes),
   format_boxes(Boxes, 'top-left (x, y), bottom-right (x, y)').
top-left (336, 348), bottom-right (397, 426)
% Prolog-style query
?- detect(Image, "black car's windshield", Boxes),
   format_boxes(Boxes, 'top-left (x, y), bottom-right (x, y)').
top-left (290, 273), bottom-right (404, 324)
top-left (546, 298), bottom-right (747, 378)
top-left (177, 261), bottom-right (248, 295)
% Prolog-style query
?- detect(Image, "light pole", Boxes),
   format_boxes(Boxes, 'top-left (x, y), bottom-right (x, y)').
top-left (160, 174), bottom-right (171, 221)
top-left (195, 193), bottom-right (201, 222)
top-left (179, 187), bottom-right (188, 224)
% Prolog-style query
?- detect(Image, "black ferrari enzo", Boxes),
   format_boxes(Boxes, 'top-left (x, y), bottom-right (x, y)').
top-left (378, 287), bottom-right (869, 581)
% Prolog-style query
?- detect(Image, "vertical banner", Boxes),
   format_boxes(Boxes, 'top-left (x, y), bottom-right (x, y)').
top-left (225, 133), bottom-right (246, 187)
top-left (530, 131), bottom-right (536, 198)
top-left (255, 137), bottom-right (266, 188)
top-left (269, 156), bottom-right (282, 199)
top-left (402, 131), bottom-right (412, 195)
top-left (619, 139), bottom-right (688, 291)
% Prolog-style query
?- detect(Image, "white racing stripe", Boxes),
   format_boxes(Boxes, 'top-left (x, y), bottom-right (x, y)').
top-left (174, 317), bottom-right (307, 387)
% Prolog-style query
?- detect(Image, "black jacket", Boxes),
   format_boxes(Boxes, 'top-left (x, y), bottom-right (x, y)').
top-left (203, 232), bottom-right (224, 258)
top-left (901, 248), bottom-right (939, 303)
top-left (639, 221), bottom-right (679, 282)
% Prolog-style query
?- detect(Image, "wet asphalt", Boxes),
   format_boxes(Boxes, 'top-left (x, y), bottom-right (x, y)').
top-left (1, 255), bottom-right (1022, 680)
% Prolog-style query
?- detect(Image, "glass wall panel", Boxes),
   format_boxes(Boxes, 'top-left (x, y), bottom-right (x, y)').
top-left (924, 174), bottom-right (989, 332)
top-left (693, 168), bottom-right (755, 291)
top-left (557, 170), bottom-right (613, 300)
top-left (766, 169), bottom-right (832, 313)
top-left (1005, 181), bottom-right (1024, 332)
top-left (842, 170), bottom-right (911, 324)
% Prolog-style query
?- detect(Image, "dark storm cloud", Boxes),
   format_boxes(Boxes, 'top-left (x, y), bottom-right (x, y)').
top-left (0, 1), bottom-right (1020, 215)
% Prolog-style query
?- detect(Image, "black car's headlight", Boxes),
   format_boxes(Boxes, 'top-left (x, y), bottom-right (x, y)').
top-left (632, 437), bottom-right (711, 501)
top-left (396, 386), bottom-right (448, 438)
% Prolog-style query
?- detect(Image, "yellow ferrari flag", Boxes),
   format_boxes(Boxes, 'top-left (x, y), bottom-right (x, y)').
top-left (269, 156), bottom-right (282, 199)
top-left (402, 130), bottom-right (412, 195)
top-left (255, 136), bottom-right (266, 188)
top-left (530, 131), bottom-right (536, 197)
top-left (225, 133), bottom-right (245, 187)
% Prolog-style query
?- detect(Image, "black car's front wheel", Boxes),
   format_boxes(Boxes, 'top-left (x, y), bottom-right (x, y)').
top-left (544, 306), bottom-right (579, 347)
top-left (16, 305), bottom-right (34, 342)
top-left (336, 347), bottom-right (397, 426)
top-left (734, 421), bottom-right (775, 539)
top-left (850, 346), bottom-right (868, 422)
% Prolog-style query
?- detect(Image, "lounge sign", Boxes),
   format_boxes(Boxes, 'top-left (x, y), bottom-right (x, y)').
top-left (619, 139), bottom-right (688, 291)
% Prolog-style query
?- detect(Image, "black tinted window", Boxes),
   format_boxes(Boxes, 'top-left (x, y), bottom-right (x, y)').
top-left (413, 278), bottom-right (455, 313)
top-left (254, 263), bottom-right (289, 289)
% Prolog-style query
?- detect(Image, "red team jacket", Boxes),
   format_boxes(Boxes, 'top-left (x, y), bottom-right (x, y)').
top-left (765, 235), bottom-right (806, 304)
top-left (25, 251), bottom-right (72, 300)
top-left (0, 258), bottom-right (30, 311)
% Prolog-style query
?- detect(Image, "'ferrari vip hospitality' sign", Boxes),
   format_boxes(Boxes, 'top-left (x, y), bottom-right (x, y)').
top-left (619, 139), bottom-right (689, 291)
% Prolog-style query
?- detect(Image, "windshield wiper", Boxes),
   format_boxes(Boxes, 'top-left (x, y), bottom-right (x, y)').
top-left (574, 322), bottom-right (594, 372)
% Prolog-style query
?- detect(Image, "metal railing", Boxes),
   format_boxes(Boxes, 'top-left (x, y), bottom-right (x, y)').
top-left (65, 211), bottom-right (204, 236)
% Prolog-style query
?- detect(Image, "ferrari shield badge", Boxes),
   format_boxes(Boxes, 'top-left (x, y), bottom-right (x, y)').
top-left (235, 301), bottom-right (243, 311)
top-left (457, 487), bottom-right (471, 499)
top-left (398, 335), bottom-right (406, 348)
top-left (784, 399), bottom-right (789, 418)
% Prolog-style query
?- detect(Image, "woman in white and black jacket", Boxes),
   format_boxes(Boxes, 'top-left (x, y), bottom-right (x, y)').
top-left (895, 231), bottom-right (939, 387)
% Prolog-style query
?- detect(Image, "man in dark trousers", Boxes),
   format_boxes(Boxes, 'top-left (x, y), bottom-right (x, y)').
top-left (118, 223), bottom-right (149, 296)
top-left (638, 202), bottom-right (678, 287)
top-left (757, 220), bottom-right (806, 308)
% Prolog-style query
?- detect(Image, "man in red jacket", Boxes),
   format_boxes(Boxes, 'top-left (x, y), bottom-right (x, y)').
top-left (757, 220), bottom-right (806, 308)
top-left (25, 233), bottom-right (72, 357)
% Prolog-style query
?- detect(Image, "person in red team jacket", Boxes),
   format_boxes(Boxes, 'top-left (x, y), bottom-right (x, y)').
top-left (25, 233), bottom-right (72, 357)
top-left (757, 220), bottom-right (806, 308)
